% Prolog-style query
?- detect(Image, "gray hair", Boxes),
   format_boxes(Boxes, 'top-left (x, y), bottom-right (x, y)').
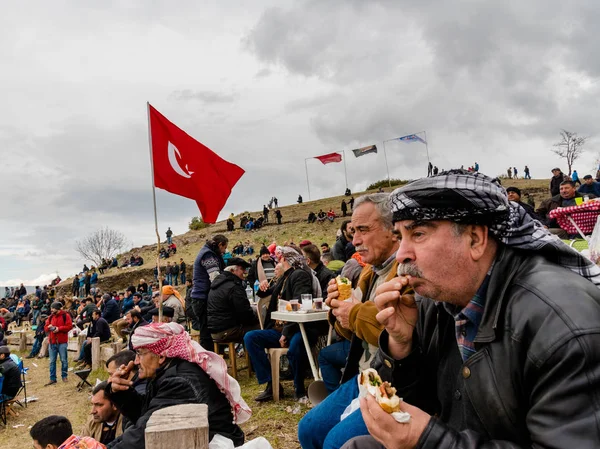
top-left (353, 193), bottom-right (393, 229)
top-left (224, 265), bottom-right (237, 273)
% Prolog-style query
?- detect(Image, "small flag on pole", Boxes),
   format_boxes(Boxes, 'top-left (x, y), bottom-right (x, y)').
top-left (314, 152), bottom-right (343, 164)
top-left (351, 144), bottom-right (378, 158)
top-left (397, 134), bottom-right (426, 144)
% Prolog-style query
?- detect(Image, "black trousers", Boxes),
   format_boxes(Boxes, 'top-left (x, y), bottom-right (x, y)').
top-left (191, 299), bottom-right (213, 349)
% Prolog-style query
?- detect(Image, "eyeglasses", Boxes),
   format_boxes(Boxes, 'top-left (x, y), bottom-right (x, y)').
top-left (134, 349), bottom-right (151, 357)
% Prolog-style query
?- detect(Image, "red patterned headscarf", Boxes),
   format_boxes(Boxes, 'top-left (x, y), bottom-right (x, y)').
top-left (131, 322), bottom-right (251, 424)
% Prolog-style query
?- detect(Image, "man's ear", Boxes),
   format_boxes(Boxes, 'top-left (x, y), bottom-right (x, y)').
top-left (158, 355), bottom-right (167, 365)
top-left (467, 225), bottom-right (489, 261)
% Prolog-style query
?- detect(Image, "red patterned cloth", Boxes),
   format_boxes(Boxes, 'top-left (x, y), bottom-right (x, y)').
top-left (58, 435), bottom-right (106, 449)
top-left (548, 200), bottom-right (600, 235)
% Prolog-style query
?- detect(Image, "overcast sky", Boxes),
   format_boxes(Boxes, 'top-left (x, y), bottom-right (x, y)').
top-left (2, 0), bottom-right (599, 286)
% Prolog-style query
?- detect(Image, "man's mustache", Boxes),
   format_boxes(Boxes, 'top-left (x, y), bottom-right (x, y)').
top-left (355, 246), bottom-right (368, 252)
top-left (397, 263), bottom-right (423, 278)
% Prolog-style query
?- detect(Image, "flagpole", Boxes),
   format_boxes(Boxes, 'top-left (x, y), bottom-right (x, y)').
top-left (382, 140), bottom-right (392, 188)
top-left (342, 151), bottom-right (349, 189)
top-left (146, 102), bottom-right (164, 322)
top-left (304, 158), bottom-right (311, 201)
top-left (421, 130), bottom-right (431, 167)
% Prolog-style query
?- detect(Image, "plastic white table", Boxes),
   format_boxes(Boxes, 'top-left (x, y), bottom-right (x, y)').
top-left (270, 310), bottom-right (332, 381)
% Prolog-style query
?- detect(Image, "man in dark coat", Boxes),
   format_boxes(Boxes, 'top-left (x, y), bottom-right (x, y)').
top-left (549, 167), bottom-right (566, 196)
top-left (208, 258), bottom-right (258, 342)
top-left (332, 220), bottom-right (355, 262)
top-left (0, 346), bottom-right (21, 399)
top-left (301, 244), bottom-right (334, 294)
top-left (101, 293), bottom-right (120, 324)
top-left (339, 170), bottom-right (600, 449)
top-left (505, 186), bottom-right (541, 221)
top-left (106, 322), bottom-right (247, 448)
top-left (80, 309), bottom-right (112, 367)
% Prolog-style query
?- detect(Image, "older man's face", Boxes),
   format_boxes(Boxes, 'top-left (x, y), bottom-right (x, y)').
top-left (507, 191), bottom-right (520, 202)
top-left (585, 178), bottom-right (594, 185)
top-left (560, 184), bottom-right (576, 199)
top-left (394, 220), bottom-right (474, 304)
top-left (135, 349), bottom-right (163, 379)
top-left (351, 202), bottom-right (396, 266)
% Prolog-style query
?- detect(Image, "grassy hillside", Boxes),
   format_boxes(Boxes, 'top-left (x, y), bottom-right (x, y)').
top-left (56, 178), bottom-right (551, 294)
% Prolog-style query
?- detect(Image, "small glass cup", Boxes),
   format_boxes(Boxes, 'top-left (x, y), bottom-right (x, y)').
top-left (290, 299), bottom-right (299, 311)
top-left (313, 298), bottom-right (323, 310)
top-left (300, 294), bottom-right (312, 302)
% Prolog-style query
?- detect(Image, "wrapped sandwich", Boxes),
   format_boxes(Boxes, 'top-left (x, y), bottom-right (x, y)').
top-left (336, 275), bottom-right (352, 301)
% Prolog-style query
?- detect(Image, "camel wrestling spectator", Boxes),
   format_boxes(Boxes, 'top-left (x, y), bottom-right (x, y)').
top-left (208, 257), bottom-right (259, 343)
top-left (80, 381), bottom-right (123, 445)
top-left (106, 322), bottom-right (250, 447)
top-left (160, 285), bottom-right (186, 325)
top-left (44, 302), bottom-right (73, 386)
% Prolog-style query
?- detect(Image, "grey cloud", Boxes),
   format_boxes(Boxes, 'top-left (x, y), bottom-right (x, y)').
top-left (170, 89), bottom-right (238, 104)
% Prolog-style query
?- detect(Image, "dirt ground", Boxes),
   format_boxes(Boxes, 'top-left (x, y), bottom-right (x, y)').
top-left (1, 349), bottom-right (306, 448)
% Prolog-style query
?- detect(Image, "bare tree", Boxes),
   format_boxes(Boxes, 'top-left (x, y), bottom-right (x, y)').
top-left (75, 227), bottom-right (128, 266)
top-left (552, 129), bottom-right (588, 176)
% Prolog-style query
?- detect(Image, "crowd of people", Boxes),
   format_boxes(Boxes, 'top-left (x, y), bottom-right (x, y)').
top-left (4, 167), bottom-right (600, 449)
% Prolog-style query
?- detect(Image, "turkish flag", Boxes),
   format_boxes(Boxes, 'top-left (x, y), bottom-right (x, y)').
top-left (148, 104), bottom-right (244, 223)
top-left (314, 152), bottom-right (342, 164)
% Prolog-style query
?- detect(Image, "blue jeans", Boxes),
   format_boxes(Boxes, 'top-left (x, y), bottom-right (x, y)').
top-left (29, 337), bottom-right (43, 357)
top-left (181, 272), bottom-right (186, 284)
top-left (77, 341), bottom-right (89, 361)
top-left (298, 375), bottom-right (368, 449)
top-left (318, 340), bottom-right (351, 393)
top-left (32, 309), bottom-right (40, 325)
top-left (244, 328), bottom-right (312, 395)
top-left (49, 343), bottom-right (68, 381)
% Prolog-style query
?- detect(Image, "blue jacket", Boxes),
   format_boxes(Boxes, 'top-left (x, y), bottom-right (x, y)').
top-left (578, 182), bottom-right (600, 197)
top-left (90, 272), bottom-right (98, 284)
top-left (121, 295), bottom-right (134, 314)
top-left (79, 277), bottom-right (85, 287)
top-left (102, 298), bottom-right (120, 324)
top-left (190, 244), bottom-right (225, 301)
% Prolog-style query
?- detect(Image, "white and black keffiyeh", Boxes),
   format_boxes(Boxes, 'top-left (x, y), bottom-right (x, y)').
top-left (391, 169), bottom-right (600, 287)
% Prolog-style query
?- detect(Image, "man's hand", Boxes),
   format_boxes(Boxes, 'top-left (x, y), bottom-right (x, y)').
top-left (374, 277), bottom-right (418, 359)
top-left (329, 298), bottom-right (359, 329)
top-left (279, 335), bottom-right (288, 348)
top-left (86, 337), bottom-right (91, 343)
top-left (259, 280), bottom-right (269, 292)
top-left (360, 395), bottom-right (430, 449)
top-left (325, 278), bottom-right (339, 307)
top-left (109, 361), bottom-right (135, 392)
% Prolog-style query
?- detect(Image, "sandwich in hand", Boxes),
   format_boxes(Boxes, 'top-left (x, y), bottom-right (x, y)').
top-left (358, 368), bottom-right (401, 414)
top-left (336, 276), bottom-right (352, 301)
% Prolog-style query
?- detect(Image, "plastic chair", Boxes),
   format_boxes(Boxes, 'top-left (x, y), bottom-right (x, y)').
top-left (256, 295), bottom-right (288, 401)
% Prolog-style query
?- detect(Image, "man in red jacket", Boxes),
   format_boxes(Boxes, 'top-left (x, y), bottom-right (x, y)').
top-left (44, 302), bottom-right (73, 386)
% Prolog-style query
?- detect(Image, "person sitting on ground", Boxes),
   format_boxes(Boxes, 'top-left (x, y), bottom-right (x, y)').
top-left (31, 415), bottom-right (104, 449)
top-left (77, 309), bottom-right (111, 369)
top-left (317, 209), bottom-right (327, 223)
top-left (578, 174), bottom-right (600, 197)
top-left (246, 249), bottom-right (273, 291)
top-left (536, 180), bottom-right (595, 238)
top-left (160, 286), bottom-right (185, 325)
top-left (80, 381), bottom-right (123, 446)
top-left (307, 211), bottom-right (317, 223)
top-left (0, 345), bottom-right (21, 399)
top-left (106, 322), bottom-right (249, 447)
top-left (327, 208), bottom-right (336, 222)
top-left (505, 186), bottom-right (540, 220)
top-left (208, 257), bottom-right (259, 344)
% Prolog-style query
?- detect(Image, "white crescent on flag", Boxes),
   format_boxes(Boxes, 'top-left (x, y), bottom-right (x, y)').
top-left (167, 141), bottom-right (194, 178)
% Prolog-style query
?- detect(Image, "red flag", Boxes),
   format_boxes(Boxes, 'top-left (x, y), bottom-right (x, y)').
top-left (314, 152), bottom-right (342, 164)
top-left (148, 104), bottom-right (244, 223)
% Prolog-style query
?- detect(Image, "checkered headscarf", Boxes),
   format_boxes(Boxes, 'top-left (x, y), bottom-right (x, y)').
top-left (390, 170), bottom-right (600, 287)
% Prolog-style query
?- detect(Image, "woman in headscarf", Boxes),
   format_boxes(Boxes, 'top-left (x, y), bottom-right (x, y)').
top-left (160, 285), bottom-right (186, 325)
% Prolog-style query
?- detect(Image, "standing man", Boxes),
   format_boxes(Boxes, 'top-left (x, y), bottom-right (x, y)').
top-left (171, 260), bottom-right (180, 286)
top-left (165, 227), bottom-right (173, 244)
top-left (524, 164), bottom-right (531, 179)
top-left (275, 209), bottom-right (282, 225)
top-left (342, 169), bottom-right (600, 449)
top-left (341, 199), bottom-right (348, 217)
top-left (179, 258), bottom-right (187, 285)
top-left (263, 205), bottom-right (269, 223)
top-left (191, 235), bottom-right (228, 349)
top-left (165, 261), bottom-right (172, 285)
top-left (427, 161), bottom-right (433, 177)
top-left (349, 196), bottom-right (355, 210)
top-left (298, 193), bottom-right (400, 449)
top-left (550, 167), bottom-right (566, 196)
top-left (44, 302), bottom-right (72, 386)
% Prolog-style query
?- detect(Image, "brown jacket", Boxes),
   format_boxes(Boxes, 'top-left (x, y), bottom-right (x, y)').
top-left (80, 413), bottom-right (123, 443)
top-left (329, 260), bottom-right (400, 384)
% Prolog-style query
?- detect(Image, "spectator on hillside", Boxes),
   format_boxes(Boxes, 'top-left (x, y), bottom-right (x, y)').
top-left (506, 187), bottom-right (540, 220)
top-left (317, 209), bottom-right (327, 223)
top-left (572, 169), bottom-right (581, 186)
top-left (161, 285), bottom-right (186, 325)
top-left (171, 261), bottom-right (180, 286)
top-left (76, 297), bottom-right (97, 329)
top-left (263, 205), bottom-right (269, 223)
top-left (332, 220), bottom-right (355, 262)
top-left (247, 246), bottom-right (277, 287)
top-left (302, 244), bottom-right (334, 294)
top-left (78, 274), bottom-right (86, 298)
top-left (321, 242), bottom-right (330, 254)
top-left (80, 381), bottom-right (123, 445)
top-left (349, 196), bottom-right (355, 209)
top-left (165, 261), bottom-right (172, 285)
top-left (345, 188), bottom-right (351, 196)
top-left (77, 309), bottom-right (111, 369)
top-left (101, 293), bottom-right (120, 324)
top-left (275, 209), bottom-right (282, 225)
top-left (137, 279), bottom-right (148, 295)
top-left (44, 302), bottom-right (72, 386)
top-left (190, 235), bottom-right (228, 348)
top-left (307, 211), bottom-right (317, 223)
top-left (298, 194), bottom-right (303, 204)
top-left (179, 258), bottom-right (187, 284)
top-left (550, 167), bottom-right (567, 196)
top-left (341, 200), bottom-right (348, 217)
top-left (165, 227), bottom-right (173, 244)
top-left (327, 208), bottom-right (336, 222)
top-left (106, 323), bottom-right (247, 447)
top-left (524, 165), bottom-right (531, 179)
top-left (578, 175), bottom-right (600, 196)
top-left (90, 270), bottom-right (98, 295)
top-left (208, 258), bottom-right (259, 343)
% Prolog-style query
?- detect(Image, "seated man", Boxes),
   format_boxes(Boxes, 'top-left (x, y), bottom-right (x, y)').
top-left (208, 257), bottom-right (259, 343)
top-left (106, 350), bottom-right (146, 395)
top-left (505, 186), bottom-right (540, 220)
top-left (536, 180), bottom-right (595, 238)
top-left (161, 286), bottom-right (186, 325)
top-left (77, 309), bottom-right (111, 368)
top-left (317, 209), bottom-right (327, 223)
top-left (81, 381), bottom-right (123, 445)
top-left (578, 174), bottom-right (600, 196)
top-left (327, 209), bottom-right (336, 222)
top-left (125, 309), bottom-right (149, 351)
top-left (244, 247), bottom-right (320, 402)
top-left (0, 345), bottom-right (21, 399)
top-left (106, 322), bottom-right (249, 447)
top-left (308, 212), bottom-right (317, 223)
top-left (342, 169), bottom-right (600, 449)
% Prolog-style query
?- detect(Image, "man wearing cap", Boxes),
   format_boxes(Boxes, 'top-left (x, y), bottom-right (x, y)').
top-left (505, 187), bottom-right (539, 220)
top-left (208, 257), bottom-right (259, 343)
top-left (44, 301), bottom-right (73, 386)
top-left (578, 174), bottom-right (600, 197)
top-left (149, 306), bottom-right (175, 323)
top-left (106, 322), bottom-right (248, 447)
top-left (550, 167), bottom-right (567, 196)
top-left (247, 246), bottom-right (276, 288)
top-left (0, 346), bottom-right (21, 399)
top-left (341, 169), bottom-right (600, 449)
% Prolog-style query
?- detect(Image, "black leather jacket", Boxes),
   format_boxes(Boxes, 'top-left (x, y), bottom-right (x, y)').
top-left (372, 245), bottom-right (600, 448)
top-left (107, 358), bottom-right (244, 448)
